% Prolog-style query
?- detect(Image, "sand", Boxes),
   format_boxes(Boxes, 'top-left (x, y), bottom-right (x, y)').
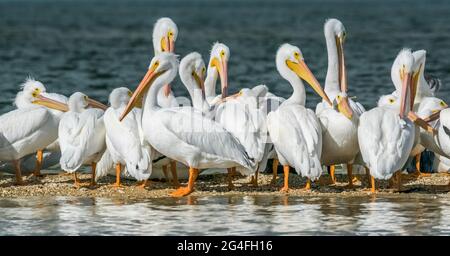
top-left (1, 170), bottom-right (450, 199)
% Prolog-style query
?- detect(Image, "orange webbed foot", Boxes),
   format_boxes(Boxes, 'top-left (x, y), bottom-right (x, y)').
top-left (279, 186), bottom-right (290, 193)
top-left (170, 187), bottom-right (194, 197)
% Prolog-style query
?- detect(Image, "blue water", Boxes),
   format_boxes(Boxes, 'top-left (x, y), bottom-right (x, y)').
top-left (0, 195), bottom-right (449, 235)
top-left (1, 0), bottom-right (450, 113)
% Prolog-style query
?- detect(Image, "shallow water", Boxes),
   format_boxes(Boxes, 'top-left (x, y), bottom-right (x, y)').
top-left (1, 0), bottom-right (450, 112)
top-left (0, 195), bottom-right (449, 235)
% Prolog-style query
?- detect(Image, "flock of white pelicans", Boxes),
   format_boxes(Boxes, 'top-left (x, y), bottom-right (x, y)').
top-left (1, 17), bottom-right (450, 197)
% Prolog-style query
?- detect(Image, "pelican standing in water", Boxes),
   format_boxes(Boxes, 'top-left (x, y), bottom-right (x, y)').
top-left (358, 49), bottom-right (432, 192)
top-left (120, 52), bottom-right (256, 197)
top-left (316, 19), bottom-right (365, 187)
top-left (0, 78), bottom-right (68, 185)
top-left (151, 17), bottom-right (180, 184)
top-left (97, 87), bottom-right (152, 188)
top-left (58, 92), bottom-right (107, 187)
top-left (267, 43), bottom-right (332, 192)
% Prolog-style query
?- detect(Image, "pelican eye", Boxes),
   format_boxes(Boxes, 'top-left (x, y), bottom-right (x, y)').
top-left (32, 92), bottom-right (38, 97)
top-left (202, 67), bottom-right (206, 73)
top-left (220, 50), bottom-right (225, 57)
top-left (389, 98), bottom-right (395, 104)
top-left (153, 61), bottom-right (160, 69)
top-left (440, 101), bottom-right (446, 107)
top-left (294, 52), bottom-right (300, 58)
top-left (168, 31), bottom-right (174, 37)
top-left (191, 71), bottom-right (195, 76)
top-left (337, 95), bottom-right (342, 100)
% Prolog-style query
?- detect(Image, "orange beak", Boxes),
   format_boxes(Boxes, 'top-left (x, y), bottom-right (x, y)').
top-left (399, 72), bottom-right (412, 119)
top-left (119, 66), bottom-right (162, 121)
top-left (87, 98), bottom-right (108, 111)
top-left (286, 59), bottom-right (332, 106)
top-left (32, 94), bottom-right (69, 112)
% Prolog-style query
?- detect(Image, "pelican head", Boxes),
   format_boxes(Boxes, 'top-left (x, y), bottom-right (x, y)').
top-left (324, 18), bottom-right (353, 119)
top-left (109, 87), bottom-right (132, 109)
top-left (153, 17), bottom-right (178, 54)
top-left (276, 43), bottom-right (332, 105)
top-left (378, 93), bottom-right (399, 110)
top-left (180, 52), bottom-right (206, 92)
top-left (120, 52), bottom-right (179, 121)
top-left (208, 42), bottom-right (230, 97)
top-left (68, 92), bottom-right (107, 113)
top-left (418, 97), bottom-right (448, 122)
top-left (15, 78), bottom-right (68, 112)
top-left (391, 49), bottom-right (417, 118)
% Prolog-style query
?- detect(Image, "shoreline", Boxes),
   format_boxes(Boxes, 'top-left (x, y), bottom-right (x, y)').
top-left (1, 171), bottom-right (449, 199)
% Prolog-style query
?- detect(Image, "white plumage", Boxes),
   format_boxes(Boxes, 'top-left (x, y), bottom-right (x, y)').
top-left (58, 92), bottom-right (106, 186)
top-left (102, 87), bottom-right (152, 182)
top-left (267, 44), bottom-right (330, 191)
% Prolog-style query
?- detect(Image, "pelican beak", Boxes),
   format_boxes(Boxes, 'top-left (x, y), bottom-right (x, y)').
top-left (193, 71), bottom-right (205, 91)
top-left (286, 59), bottom-right (332, 106)
top-left (218, 90), bottom-right (242, 104)
top-left (119, 64), bottom-right (163, 121)
top-left (337, 96), bottom-right (353, 119)
top-left (32, 94), bottom-right (69, 112)
top-left (336, 35), bottom-right (347, 93)
top-left (210, 57), bottom-right (228, 98)
top-left (407, 111), bottom-right (436, 134)
top-left (87, 98), bottom-right (108, 111)
top-left (411, 65), bottom-right (421, 110)
top-left (424, 104), bottom-right (449, 123)
top-left (161, 34), bottom-right (175, 53)
top-left (399, 71), bottom-right (412, 119)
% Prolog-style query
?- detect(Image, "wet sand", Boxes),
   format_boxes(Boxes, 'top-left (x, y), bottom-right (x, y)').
top-left (0, 171), bottom-right (449, 199)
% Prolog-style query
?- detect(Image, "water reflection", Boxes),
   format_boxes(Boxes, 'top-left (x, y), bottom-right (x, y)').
top-left (0, 195), bottom-right (449, 235)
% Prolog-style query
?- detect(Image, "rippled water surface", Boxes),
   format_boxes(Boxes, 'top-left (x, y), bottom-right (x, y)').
top-left (0, 195), bottom-right (449, 235)
top-left (1, 0), bottom-right (450, 112)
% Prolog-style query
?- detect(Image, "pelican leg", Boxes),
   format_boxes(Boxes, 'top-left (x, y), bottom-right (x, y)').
top-left (370, 175), bottom-right (376, 193)
top-left (114, 163), bottom-right (122, 187)
top-left (329, 165), bottom-right (336, 184)
top-left (12, 159), bottom-right (24, 186)
top-left (33, 149), bottom-right (44, 177)
top-left (227, 167), bottom-right (235, 190)
top-left (304, 178), bottom-right (311, 190)
top-left (162, 164), bottom-right (170, 182)
top-left (170, 160), bottom-right (180, 188)
top-left (280, 165), bottom-right (290, 193)
top-left (270, 159), bottom-right (279, 185)
top-left (170, 167), bottom-right (199, 197)
top-left (413, 154), bottom-right (431, 177)
top-left (345, 164), bottom-right (354, 188)
top-left (251, 170), bottom-right (259, 187)
top-left (90, 162), bottom-right (97, 187)
top-left (136, 179), bottom-right (149, 189)
top-left (73, 172), bottom-right (81, 188)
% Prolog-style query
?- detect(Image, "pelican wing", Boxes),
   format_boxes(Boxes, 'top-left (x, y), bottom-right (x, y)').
top-left (103, 107), bottom-right (151, 181)
top-left (157, 107), bottom-right (255, 170)
top-left (358, 108), bottom-right (414, 179)
top-left (268, 105), bottom-right (323, 179)
top-left (58, 109), bottom-right (103, 172)
top-left (0, 108), bottom-right (54, 150)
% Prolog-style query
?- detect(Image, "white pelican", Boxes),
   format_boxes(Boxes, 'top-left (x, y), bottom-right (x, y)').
top-left (415, 97), bottom-right (448, 157)
top-left (120, 52), bottom-right (256, 197)
top-left (153, 17), bottom-right (179, 108)
top-left (152, 17), bottom-right (180, 182)
top-left (436, 108), bottom-right (450, 158)
top-left (0, 79), bottom-right (68, 185)
top-left (101, 87), bottom-right (152, 188)
top-left (205, 43), bottom-right (270, 188)
top-left (358, 49), bottom-right (422, 192)
top-left (267, 43), bottom-right (332, 192)
top-left (315, 19), bottom-right (365, 187)
top-left (16, 78), bottom-right (69, 177)
top-left (58, 92), bottom-right (107, 187)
